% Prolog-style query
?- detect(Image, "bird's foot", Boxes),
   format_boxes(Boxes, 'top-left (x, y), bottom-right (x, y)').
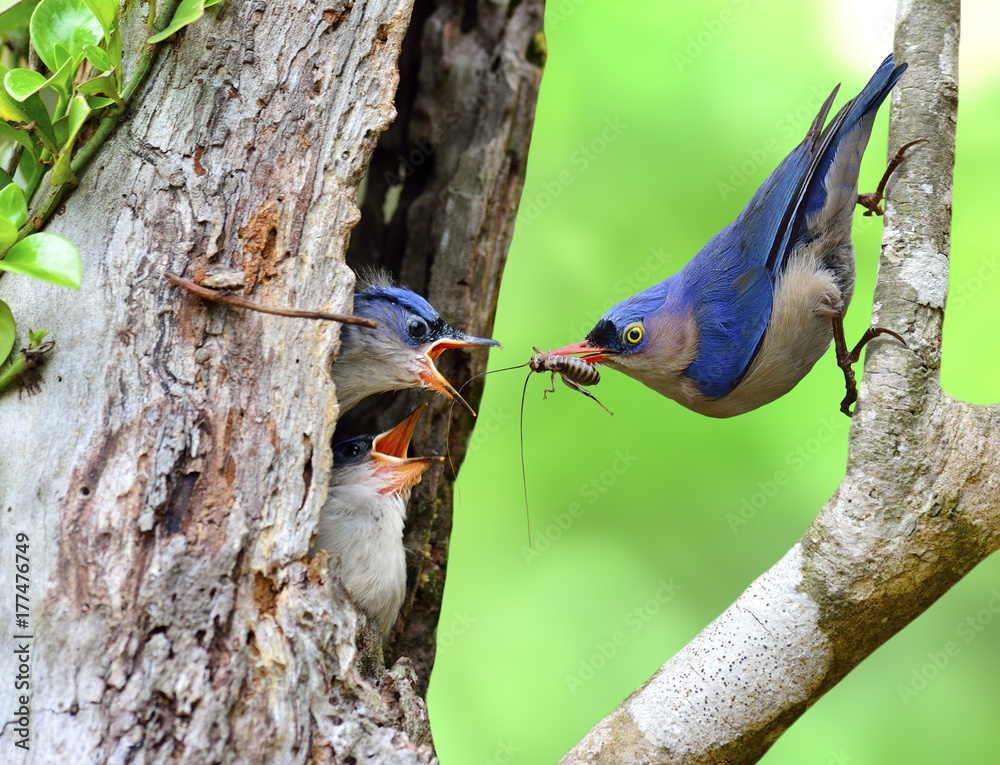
top-left (857, 138), bottom-right (928, 216)
top-left (834, 323), bottom-right (907, 417)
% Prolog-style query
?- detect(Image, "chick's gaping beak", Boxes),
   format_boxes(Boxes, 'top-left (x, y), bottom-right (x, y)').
top-left (545, 340), bottom-right (610, 365)
top-left (415, 333), bottom-right (502, 417)
top-left (371, 405), bottom-right (443, 495)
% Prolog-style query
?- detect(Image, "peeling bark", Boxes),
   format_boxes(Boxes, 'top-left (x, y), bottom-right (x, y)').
top-left (561, 1), bottom-right (999, 763)
top-left (0, 0), bottom-right (542, 762)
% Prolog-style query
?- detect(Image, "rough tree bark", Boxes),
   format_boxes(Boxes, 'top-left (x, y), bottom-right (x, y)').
top-left (0, 1), bottom-right (542, 763)
top-left (561, 1), bottom-right (1000, 762)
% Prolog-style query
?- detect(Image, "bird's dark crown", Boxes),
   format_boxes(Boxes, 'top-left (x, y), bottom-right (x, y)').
top-left (354, 285), bottom-right (461, 348)
top-left (586, 280), bottom-right (672, 355)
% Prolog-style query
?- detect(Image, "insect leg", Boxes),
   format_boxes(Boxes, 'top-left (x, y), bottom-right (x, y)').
top-left (561, 376), bottom-right (615, 415)
top-left (542, 370), bottom-right (557, 399)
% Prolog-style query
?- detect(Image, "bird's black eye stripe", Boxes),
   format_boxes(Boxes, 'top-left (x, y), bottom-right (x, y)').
top-left (405, 314), bottom-right (450, 342)
top-left (587, 319), bottom-right (619, 351)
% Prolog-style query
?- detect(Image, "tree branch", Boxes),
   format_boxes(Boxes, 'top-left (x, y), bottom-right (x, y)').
top-left (562, 1), bottom-right (1000, 763)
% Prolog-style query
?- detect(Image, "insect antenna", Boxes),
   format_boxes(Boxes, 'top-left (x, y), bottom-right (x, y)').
top-left (444, 361), bottom-right (531, 494)
top-left (520, 369), bottom-right (533, 548)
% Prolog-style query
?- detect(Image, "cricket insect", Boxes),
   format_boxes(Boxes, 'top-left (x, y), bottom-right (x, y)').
top-left (528, 347), bottom-right (612, 414)
top-left (446, 346), bottom-right (614, 547)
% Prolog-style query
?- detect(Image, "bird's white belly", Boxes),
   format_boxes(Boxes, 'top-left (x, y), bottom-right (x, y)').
top-left (675, 253), bottom-right (843, 418)
top-left (314, 493), bottom-right (407, 634)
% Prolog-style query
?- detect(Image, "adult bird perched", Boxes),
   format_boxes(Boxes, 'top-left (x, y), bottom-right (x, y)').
top-left (332, 273), bottom-right (502, 415)
top-left (313, 405), bottom-right (443, 637)
top-left (547, 54), bottom-right (914, 417)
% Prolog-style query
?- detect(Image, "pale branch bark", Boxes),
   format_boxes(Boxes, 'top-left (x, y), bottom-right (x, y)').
top-left (562, 1), bottom-right (1000, 763)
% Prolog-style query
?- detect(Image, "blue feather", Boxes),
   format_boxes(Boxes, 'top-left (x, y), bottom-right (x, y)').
top-left (677, 54), bottom-right (904, 399)
top-left (581, 56), bottom-right (906, 408)
top-left (799, 55), bottom-right (906, 225)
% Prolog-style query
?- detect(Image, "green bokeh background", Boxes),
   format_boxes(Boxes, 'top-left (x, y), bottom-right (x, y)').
top-left (428, 1), bottom-right (1000, 763)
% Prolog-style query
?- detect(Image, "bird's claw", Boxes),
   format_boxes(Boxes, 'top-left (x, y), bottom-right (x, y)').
top-left (857, 138), bottom-right (928, 216)
top-left (834, 322), bottom-right (907, 417)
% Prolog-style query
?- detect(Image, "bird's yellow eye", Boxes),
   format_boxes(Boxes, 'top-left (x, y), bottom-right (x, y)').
top-left (624, 323), bottom-right (644, 346)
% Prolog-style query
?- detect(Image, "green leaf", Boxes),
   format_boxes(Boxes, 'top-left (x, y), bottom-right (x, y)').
top-left (27, 328), bottom-right (46, 346)
top-left (4, 68), bottom-right (47, 100)
top-left (77, 71), bottom-right (121, 107)
top-left (147, 0), bottom-right (204, 44)
top-left (0, 65), bottom-right (30, 122)
top-left (0, 169), bottom-right (12, 189)
top-left (0, 298), bottom-right (14, 365)
top-left (50, 95), bottom-right (90, 186)
top-left (0, 122), bottom-right (38, 159)
top-left (204, 0), bottom-right (225, 6)
top-left (4, 56), bottom-right (74, 103)
top-left (0, 1), bottom-right (37, 34)
top-left (106, 27), bottom-right (122, 67)
top-left (45, 51), bottom-right (75, 101)
top-left (30, 0), bottom-right (103, 73)
top-left (82, 94), bottom-right (115, 110)
top-left (0, 215), bottom-right (16, 251)
top-left (0, 64), bottom-right (59, 152)
top-left (82, 43), bottom-right (111, 71)
top-left (0, 232), bottom-right (82, 288)
top-left (0, 182), bottom-right (27, 228)
top-left (81, 0), bottom-right (114, 41)
top-left (17, 146), bottom-right (40, 188)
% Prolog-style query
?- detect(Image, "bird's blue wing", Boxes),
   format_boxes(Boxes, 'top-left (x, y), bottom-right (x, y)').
top-left (785, 54), bottom-right (906, 251)
top-left (682, 55), bottom-right (904, 400)
top-left (679, 87), bottom-right (840, 399)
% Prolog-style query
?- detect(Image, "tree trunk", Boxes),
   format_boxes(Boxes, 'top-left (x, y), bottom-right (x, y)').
top-left (0, 1), bottom-right (542, 762)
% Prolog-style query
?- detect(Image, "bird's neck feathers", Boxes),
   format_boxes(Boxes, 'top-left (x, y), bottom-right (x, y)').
top-left (332, 325), bottom-right (423, 412)
top-left (314, 477), bottom-right (409, 559)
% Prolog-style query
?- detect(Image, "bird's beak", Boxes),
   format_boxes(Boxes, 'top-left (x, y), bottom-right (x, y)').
top-left (371, 405), bottom-right (443, 495)
top-left (545, 340), bottom-right (610, 365)
top-left (415, 334), bottom-right (502, 417)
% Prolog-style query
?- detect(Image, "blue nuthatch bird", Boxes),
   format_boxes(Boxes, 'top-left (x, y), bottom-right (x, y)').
top-left (313, 405), bottom-right (442, 637)
top-left (546, 55), bottom-right (912, 417)
top-left (332, 274), bottom-right (502, 415)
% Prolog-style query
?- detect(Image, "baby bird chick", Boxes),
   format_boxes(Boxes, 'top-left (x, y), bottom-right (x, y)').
top-left (314, 405), bottom-right (442, 637)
